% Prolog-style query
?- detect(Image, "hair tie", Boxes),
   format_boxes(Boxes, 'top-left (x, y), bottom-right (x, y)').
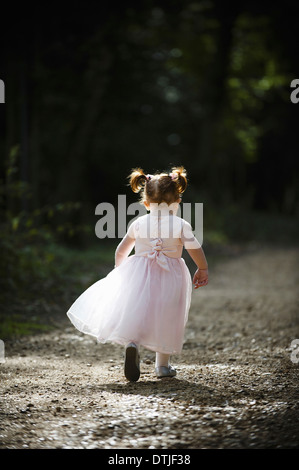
top-left (169, 172), bottom-right (176, 180)
top-left (146, 174), bottom-right (153, 181)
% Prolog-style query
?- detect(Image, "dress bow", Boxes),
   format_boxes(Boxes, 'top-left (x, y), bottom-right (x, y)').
top-left (147, 238), bottom-right (170, 271)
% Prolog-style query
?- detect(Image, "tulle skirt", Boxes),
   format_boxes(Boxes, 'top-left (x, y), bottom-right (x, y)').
top-left (67, 255), bottom-right (192, 354)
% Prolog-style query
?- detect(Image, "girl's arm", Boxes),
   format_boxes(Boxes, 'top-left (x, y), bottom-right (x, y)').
top-left (115, 234), bottom-right (135, 267)
top-left (181, 220), bottom-right (208, 289)
top-left (186, 247), bottom-right (209, 289)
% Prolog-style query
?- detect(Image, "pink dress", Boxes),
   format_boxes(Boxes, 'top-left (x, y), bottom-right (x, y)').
top-left (67, 202), bottom-right (201, 354)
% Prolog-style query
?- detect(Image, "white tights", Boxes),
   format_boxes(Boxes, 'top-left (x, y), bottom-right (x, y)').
top-left (155, 352), bottom-right (170, 368)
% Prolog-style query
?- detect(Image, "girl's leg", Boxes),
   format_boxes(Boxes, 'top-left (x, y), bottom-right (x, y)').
top-left (155, 352), bottom-right (170, 368)
top-left (155, 352), bottom-right (176, 377)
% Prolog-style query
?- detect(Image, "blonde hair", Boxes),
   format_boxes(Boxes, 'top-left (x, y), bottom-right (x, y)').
top-left (128, 166), bottom-right (187, 204)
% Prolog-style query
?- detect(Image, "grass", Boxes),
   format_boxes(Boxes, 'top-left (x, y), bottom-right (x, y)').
top-left (0, 314), bottom-right (53, 339)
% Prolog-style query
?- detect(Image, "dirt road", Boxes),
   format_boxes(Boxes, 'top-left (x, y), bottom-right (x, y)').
top-left (1, 244), bottom-right (298, 449)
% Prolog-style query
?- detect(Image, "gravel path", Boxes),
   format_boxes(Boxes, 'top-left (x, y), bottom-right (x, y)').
top-left (1, 245), bottom-right (299, 449)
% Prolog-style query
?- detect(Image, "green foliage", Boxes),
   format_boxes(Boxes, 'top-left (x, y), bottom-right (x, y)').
top-left (0, 147), bottom-right (87, 304)
top-left (224, 13), bottom-right (292, 164)
top-left (1, 2), bottom-right (298, 220)
top-left (0, 313), bottom-right (52, 339)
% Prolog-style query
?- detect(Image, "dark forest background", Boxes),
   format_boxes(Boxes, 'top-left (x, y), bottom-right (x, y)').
top-left (0, 1), bottom-right (299, 321)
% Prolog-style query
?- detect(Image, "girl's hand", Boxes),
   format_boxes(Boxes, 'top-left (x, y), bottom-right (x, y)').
top-left (193, 268), bottom-right (208, 289)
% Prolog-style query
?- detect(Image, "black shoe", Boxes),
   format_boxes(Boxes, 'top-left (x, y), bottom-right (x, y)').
top-left (124, 342), bottom-right (140, 382)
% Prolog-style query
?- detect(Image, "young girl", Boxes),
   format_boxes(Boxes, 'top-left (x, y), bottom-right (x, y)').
top-left (67, 167), bottom-right (208, 381)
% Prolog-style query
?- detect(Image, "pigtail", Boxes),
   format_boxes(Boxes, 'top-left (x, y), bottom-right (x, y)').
top-left (170, 166), bottom-right (187, 193)
top-left (129, 168), bottom-right (147, 193)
